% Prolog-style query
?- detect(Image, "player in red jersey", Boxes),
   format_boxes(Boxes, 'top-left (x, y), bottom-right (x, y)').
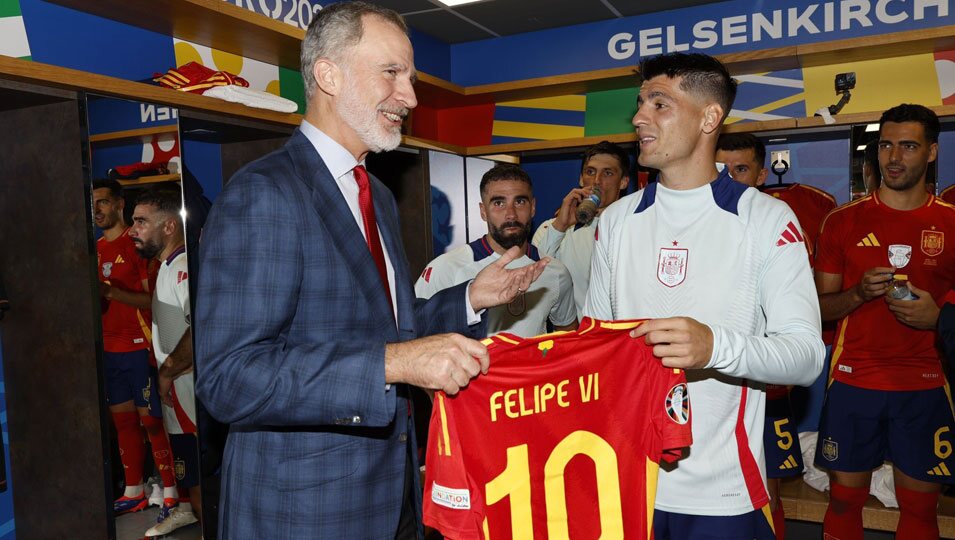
top-left (424, 318), bottom-right (692, 540)
top-left (717, 133), bottom-right (836, 540)
top-left (93, 180), bottom-right (178, 516)
top-left (814, 104), bottom-right (955, 540)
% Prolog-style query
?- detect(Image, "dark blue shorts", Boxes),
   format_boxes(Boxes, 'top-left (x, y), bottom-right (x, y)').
top-left (653, 506), bottom-right (775, 540)
top-left (815, 380), bottom-right (955, 483)
top-left (104, 349), bottom-right (162, 418)
top-left (169, 433), bottom-right (200, 489)
top-left (764, 395), bottom-right (804, 479)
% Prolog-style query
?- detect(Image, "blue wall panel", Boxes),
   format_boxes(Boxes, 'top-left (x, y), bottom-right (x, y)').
top-left (20, 0), bottom-right (173, 82)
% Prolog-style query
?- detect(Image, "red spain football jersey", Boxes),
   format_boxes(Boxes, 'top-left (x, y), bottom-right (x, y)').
top-left (97, 229), bottom-right (155, 352)
top-left (762, 183), bottom-right (837, 266)
top-left (941, 184), bottom-right (955, 205)
top-left (815, 193), bottom-right (955, 390)
top-left (423, 318), bottom-right (692, 540)
top-left (762, 183), bottom-right (838, 382)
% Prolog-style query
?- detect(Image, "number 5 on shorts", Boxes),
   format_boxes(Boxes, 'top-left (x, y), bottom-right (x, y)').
top-left (774, 418), bottom-right (793, 451)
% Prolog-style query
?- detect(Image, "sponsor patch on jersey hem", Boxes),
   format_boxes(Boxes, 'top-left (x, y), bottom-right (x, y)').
top-left (431, 482), bottom-right (471, 510)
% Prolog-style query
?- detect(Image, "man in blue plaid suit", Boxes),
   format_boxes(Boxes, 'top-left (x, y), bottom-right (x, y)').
top-left (194, 2), bottom-right (547, 539)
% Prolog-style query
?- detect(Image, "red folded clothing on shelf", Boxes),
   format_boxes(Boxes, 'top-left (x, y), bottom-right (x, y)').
top-left (107, 162), bottom-right (169, 180)
top-left (153, 62), bottom-right (249, 94)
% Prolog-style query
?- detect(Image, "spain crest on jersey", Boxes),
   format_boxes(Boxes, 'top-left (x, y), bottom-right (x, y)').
top-left (665, 383), bottom-right (690, 424)
top-left (657, 248), bottom-right (688, 288)
top-left (922, 230), bottom-right (944, 256)
top-left (887, 244), bottom-right (912, 269)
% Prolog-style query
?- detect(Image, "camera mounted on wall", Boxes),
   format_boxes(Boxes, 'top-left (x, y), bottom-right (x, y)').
top-left (814, 72), bottom-right (856, 124)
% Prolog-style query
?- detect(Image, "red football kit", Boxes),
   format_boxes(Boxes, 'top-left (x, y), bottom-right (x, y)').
top-left (762, 183), bottom-right (837, 265)
top-left (762, 183), bottom-right (838, 397)
top-left (423, 318), bottom-right (692, 540)
top-left (97, 229), bottom-right (155, 352)
top-left (815, 192), bottom-right (955, 390)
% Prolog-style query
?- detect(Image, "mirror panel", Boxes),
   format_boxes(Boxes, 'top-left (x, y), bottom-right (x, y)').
top-left (86, 94), bottom-right (203, 540)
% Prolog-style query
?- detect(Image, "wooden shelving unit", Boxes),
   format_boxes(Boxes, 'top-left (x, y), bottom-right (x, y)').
top-left (88, 125), bottom-right (179, 144)
top-left (0, 56), bottom-right (454, 154)
top-left (116, 173), bottom-right (181, 186)
top-left (47, 0), bottom-right (304, 69)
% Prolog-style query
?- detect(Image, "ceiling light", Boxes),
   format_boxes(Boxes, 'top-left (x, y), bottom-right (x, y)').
top-left (768, 138), bottom-right (787, 143)
top-left (856, 145), bottom-right (867, 151)
top-left (435, 0), bottom-right (485, 5)
top-left (865, 123), bottom-right (879, 132)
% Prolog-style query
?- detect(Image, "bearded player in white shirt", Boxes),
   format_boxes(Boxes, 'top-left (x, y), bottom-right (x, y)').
top-left (416, 163), bottom-right (577, 337)
top-left (585, 52), bottom-right (825, 539)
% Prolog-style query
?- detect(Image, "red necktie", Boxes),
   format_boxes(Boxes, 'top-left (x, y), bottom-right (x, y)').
top-left (353, 165), bottom-right (393, 312)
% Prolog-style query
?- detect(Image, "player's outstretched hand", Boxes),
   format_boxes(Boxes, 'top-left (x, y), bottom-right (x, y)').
top-left (552, 187), bottom-right (591, 232)
top-left (469, 246), bottom-right (549, 311)
top-left (630, 317), bottom-right (714, 369)
top-left (385, 333), bottom-right (490, 395)
top-left (886, 281), bottom-right (940, 330)
top-left (856, 266), bottom-right (895, 302)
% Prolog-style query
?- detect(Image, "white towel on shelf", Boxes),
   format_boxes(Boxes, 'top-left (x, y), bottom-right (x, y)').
top-left (202, 85), bottom-right (299, 113)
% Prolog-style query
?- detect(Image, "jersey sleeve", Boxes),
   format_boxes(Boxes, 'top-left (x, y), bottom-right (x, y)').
top-left (813, 209), bottom-right (844, 275)
top-left (423, 393), bottom-right (485, 540)
top-left (706, 205), bottom-right (826, 386)
top-left (173, 258), bottom-right (191, 324)
top-left (532, 218), bottom-right (564, 258)
top-left (548, 261), bottom-right (578, 327)
top-left (654, 364), bottom-right (693, 463)
top-left (415, 254), bottom-right (463, 300)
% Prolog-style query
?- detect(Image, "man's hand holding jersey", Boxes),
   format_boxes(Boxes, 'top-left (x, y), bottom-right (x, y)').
top-left (386, 245), bottom-right (549, 395)
top-left (630, 317), bottom-right (715, 369)
top-left (385, 334), bottom-right (490, 395)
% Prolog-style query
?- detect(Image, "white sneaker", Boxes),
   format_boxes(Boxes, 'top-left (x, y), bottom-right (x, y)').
top-left (144, 506), bottom-right (198, 537)
top-left (147, 483), bottom-right (163, 507)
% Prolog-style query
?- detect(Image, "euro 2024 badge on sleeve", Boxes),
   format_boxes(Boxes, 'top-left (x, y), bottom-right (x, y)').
top-left (657, 245), bottom-right (688, 288)
top-left (665, 383), bottom-right (690, 425)
top-left (887, 244), bottom-right (912, 269)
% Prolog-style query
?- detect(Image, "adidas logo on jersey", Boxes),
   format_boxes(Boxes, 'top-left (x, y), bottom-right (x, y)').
top-left (857, 233), bottom-right (881, 247)
top-left (928, 462), bottom-right (951, 477)
top-left (778, 455), bottom-right (800, 470)
top-left (114, 254), bottom-right (125, 263)
top-left (775, 221), bottom-right (804, 247)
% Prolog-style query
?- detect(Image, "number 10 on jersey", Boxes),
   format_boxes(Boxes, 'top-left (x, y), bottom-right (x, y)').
top-left (483, 430), bottom-right (627, 539)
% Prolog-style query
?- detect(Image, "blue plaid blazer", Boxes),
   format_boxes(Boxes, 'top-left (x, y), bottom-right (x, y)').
top-left (195, 129), bottom-right (484, 539)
